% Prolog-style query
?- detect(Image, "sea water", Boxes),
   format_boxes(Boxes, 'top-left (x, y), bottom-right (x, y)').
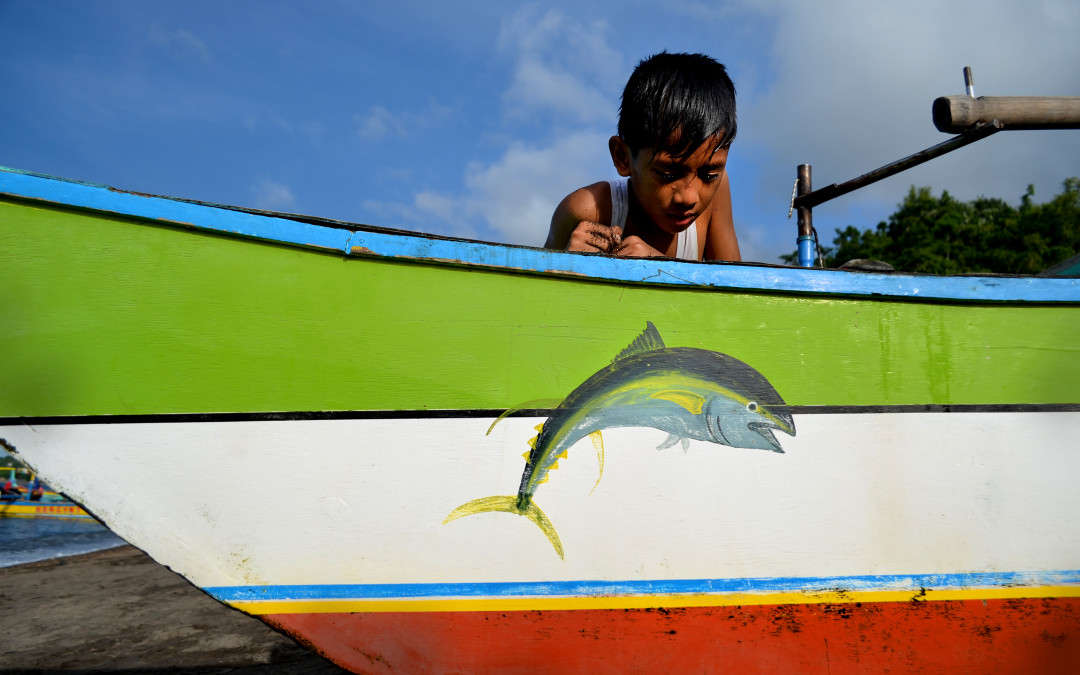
top-left (0, 516), bottom-right (125, 568)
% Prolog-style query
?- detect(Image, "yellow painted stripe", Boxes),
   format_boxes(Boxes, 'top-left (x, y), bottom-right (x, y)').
top-left (231, 584), bottom-right (1080, 615)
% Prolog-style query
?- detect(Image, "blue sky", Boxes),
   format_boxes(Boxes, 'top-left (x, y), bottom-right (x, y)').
top-left (2, 1), bottom-right (1077, 263)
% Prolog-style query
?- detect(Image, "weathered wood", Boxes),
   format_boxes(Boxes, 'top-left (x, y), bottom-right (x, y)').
top-left (933, 95), bottom-right (1080, 132)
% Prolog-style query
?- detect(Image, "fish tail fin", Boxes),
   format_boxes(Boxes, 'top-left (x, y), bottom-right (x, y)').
top-left (443, 495), bottom-right (564, 559)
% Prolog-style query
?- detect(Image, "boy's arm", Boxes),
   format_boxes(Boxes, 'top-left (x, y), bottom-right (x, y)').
top-left (703, 172), bottom-right (741, 261)
top-left (545, 184), bottom-right (622, 253)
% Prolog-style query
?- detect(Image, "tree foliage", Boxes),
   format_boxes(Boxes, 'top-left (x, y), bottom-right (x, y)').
top-left (782, 178), bottom-right (1080, 274)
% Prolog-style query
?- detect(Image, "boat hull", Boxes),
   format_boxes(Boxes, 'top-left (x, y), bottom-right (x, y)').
top-left (0, 499), bottom-right (90, 519)
top-left (263, 599), bottom-right (1080, 674)
top-left (2, 413), bottom-right (1078, 672)
top-left (2, 168), bottom-right (1079, 672)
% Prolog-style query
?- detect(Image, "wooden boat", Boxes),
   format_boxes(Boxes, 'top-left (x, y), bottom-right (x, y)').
top-left (0, 467), bottom-right (90, 518)
top-left (1, 90), bottom-right (1078, 672)
top-left (0, 498), bottom-right (91, 519)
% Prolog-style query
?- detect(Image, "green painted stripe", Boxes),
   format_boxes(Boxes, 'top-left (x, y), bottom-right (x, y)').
top-left (2, 198), bottom-right (1078, 416)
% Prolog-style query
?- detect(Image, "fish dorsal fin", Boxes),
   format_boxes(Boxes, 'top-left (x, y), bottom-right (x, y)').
top-left (613, 321), bottom-right (665, 363)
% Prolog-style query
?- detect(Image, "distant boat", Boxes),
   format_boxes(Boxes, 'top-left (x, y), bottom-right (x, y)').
top-left (0, 468), bottom-right (90, 519)
top-left (1, 149), bottom-right (1078, 670)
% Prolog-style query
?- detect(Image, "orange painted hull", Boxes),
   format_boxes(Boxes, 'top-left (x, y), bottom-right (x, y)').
top-left (265, 597), bottom-right (1080, 674)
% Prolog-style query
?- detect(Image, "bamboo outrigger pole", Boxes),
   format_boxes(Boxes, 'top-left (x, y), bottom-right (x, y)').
top-left (791, 67), bottom-right (1080, 268)
top-left (933, 96), bottom-right (1080, 133)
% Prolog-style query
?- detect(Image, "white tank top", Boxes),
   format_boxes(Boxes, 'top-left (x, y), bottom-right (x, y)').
top-left (608, 179), bottom-right (698, 260)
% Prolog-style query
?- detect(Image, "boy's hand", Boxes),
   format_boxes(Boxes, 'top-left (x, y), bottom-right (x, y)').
top-left (612, 234), bottom-right (663, 258)
top-left (565, 220), bottom-right (622, 254)
top-left (565, 221), bottom-right (664, 257)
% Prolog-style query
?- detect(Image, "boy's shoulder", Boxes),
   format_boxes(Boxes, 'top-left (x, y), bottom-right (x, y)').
top-left (555, 181), bottom-right (614, 225)
top-left (545, 181), bottom-right (615, 249)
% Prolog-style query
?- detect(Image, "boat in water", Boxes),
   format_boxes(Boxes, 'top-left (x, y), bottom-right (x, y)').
top-left (0, 467), bottom-right (90, 519)
top-left (1, 87), bottom-right (1079, 672)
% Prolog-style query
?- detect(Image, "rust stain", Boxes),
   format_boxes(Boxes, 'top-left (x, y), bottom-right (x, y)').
top-left (350, 246), bottom-right (378, 256)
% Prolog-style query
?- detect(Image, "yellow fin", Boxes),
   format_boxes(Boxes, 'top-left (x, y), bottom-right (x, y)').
top-left (485, 399), bottom-right (562, 436)
top-left (443, 495), bottom-right (521, 523)
top-left (442, 494), bottom-right (565, 559)
top-left (649, 389), bottom-right (706, 415)
top-left (588, 430), bottom-right (605, 495)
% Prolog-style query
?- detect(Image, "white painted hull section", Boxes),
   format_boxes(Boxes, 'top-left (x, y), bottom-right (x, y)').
top-left (2, 412), bottom-right (1077, 589)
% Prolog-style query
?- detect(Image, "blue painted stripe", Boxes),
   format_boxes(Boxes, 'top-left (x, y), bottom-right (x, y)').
top-left (204, 570), bottom-right (1080, 603)
top-left (0, 168), bottom-right (352, 253)
top-left (3, 166), bottom-right (1078, 303)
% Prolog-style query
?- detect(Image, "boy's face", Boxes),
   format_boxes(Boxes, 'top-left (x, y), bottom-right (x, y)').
top-left (610, 135), bottom-right (728, 235)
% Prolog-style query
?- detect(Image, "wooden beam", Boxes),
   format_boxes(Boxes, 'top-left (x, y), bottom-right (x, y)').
top-left (933, 96), bottom-right (1080, 133)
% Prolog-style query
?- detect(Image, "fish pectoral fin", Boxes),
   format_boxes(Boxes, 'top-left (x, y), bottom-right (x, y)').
top-left (657, 433), bottom-right (690, 452)
top-left (486, 399), bottom-right (564, 436)
top-left (588, 430), bottom-right (605, 495)
top-left (656, 433), bottom-right (679, 450)
top-left (443, 495), bottom-right (564, 559)
top-left (649, 389), bottom-right (706, 415)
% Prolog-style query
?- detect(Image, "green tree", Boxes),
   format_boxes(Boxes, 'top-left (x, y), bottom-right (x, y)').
top-left (782, 179), bottom-right (1080, 274)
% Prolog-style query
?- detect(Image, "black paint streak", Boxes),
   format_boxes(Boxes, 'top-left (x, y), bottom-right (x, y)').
top-left (2, 402), bottom-right (1078, 427)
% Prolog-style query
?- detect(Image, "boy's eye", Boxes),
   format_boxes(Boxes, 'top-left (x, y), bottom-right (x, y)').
top-left (656, 171), bottom-right (678, 183)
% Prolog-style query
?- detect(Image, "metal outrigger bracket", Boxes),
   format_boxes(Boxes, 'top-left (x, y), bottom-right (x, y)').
top-left (791, 67), bottom-right (1080, 267)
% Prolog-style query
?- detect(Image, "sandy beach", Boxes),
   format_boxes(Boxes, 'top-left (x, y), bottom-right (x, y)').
top-left (0, 545), bottom-right (345, 674)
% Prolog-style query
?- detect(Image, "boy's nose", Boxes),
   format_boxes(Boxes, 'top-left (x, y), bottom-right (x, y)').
top-left (672, 179), bottom-right (699, 207)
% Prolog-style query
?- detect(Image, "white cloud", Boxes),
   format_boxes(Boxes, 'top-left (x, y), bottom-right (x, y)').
top-left (367, 131), bottom-right (616, 246)
top-left (149, 25), bottom-right (212, 64)
top-left (354, 100), bottom-right (457, 141)
top-left (497, 7), bottom-right (623, 125)
top-left (356, 106), bottom-right (406, 140)
top-left (253, 179), bottom-right (297, 211)
top-left (366, 6), bottom-right (626, 247)
top-left (502, 59), bottom-right (614, 124)
top-left (464, 131), bottom-right (617, 245)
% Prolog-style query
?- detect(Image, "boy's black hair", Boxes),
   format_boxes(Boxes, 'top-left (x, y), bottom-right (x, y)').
top-left (618, 52), bottom-right (737, 159)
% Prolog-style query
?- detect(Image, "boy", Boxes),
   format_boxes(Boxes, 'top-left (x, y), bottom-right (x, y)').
top-left (545, 52), bottom-right (741, 261)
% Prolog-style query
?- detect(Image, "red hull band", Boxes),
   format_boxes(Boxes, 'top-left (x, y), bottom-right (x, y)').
top-left (265, 597), bottom-right (1080, 674)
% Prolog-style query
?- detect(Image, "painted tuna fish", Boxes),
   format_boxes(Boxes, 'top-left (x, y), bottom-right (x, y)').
top-left (444, 322), bottom-right (795, 558)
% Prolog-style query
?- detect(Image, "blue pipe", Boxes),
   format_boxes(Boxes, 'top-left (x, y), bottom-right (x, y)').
top-left (797, 234), bottom-right (817, 268)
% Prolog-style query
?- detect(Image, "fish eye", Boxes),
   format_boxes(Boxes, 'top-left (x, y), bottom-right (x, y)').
top-left (746, 401), bottom-right (758, 412)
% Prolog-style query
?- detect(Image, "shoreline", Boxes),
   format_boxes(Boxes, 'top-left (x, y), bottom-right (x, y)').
top-left (0, 545), bottom-right (345, 673)
top-left (0, 534), bottom-right (126, 570)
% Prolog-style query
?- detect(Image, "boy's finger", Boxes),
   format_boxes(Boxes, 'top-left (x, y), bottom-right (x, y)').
top-left (578, 221), bottom-right (618, 252)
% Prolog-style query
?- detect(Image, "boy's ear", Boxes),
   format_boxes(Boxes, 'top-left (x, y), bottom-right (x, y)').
top-left (608, 136), bottom-right (633, 177)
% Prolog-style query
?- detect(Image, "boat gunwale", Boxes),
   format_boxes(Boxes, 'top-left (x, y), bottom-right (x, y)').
top-left (2, 166), bottom-right (1078, 304)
